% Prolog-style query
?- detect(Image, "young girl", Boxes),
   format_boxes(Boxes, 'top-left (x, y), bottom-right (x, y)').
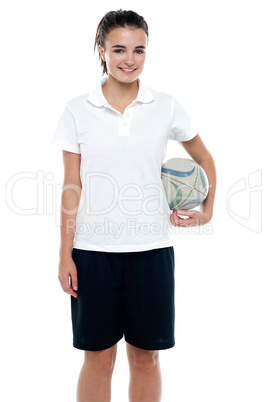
top-left (53, 9), bottom-right (216, 402)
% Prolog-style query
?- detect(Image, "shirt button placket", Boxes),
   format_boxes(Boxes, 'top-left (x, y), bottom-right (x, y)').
top-left (119, 105), bottom-right (134, 136)
top-left (119, 116), bottom-right (128, 136)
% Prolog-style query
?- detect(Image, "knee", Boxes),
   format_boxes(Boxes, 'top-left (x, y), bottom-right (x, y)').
top-left (127, 345), bottom-right (159, 374)
top-left (84, 345), bottom-right (117, 373)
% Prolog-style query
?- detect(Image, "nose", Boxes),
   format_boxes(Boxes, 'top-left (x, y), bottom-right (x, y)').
top-left (124, 52), bottom-right (135, 66)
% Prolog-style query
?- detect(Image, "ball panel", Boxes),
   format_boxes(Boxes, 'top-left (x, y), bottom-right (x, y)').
top-left (161, 165), bottom-right (196, 178)
top-left (168, 181), bottom-right (183, 209)
top-left (179, 196), bottom-right (206, 210)
top-left (161, 158), bottom-right (209, 210)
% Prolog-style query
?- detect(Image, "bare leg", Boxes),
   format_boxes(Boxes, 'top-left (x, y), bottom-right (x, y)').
top-left (126, 343), bottom-right (162, 402)
top-left (77, 344), bottom-right (117, 402)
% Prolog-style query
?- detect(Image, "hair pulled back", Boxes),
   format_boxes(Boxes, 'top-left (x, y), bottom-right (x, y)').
top-left (94, 9), bottom-right (149, 76)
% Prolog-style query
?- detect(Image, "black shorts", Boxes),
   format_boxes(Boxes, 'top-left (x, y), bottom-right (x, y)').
top-left (70, 246), bottom-right (175, 351)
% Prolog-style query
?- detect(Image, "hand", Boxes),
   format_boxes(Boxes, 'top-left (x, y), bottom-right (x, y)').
top-left (58, 256), bottom-right (78, 298)
top-left (170, 209), bottom-right (212, 227)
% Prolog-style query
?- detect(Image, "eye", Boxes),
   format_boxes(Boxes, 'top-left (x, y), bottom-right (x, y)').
top-left (114, 49), bottom-right (123, 53)
top-left (135, 50), bottom-right (144, 54)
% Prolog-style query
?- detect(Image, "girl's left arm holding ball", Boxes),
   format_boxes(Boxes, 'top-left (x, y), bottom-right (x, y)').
top-left (170, 133), bottom-right (216, 227)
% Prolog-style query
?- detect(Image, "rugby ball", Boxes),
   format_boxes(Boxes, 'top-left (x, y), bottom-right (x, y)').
top-left (161, 158), bottom-right (209, 210)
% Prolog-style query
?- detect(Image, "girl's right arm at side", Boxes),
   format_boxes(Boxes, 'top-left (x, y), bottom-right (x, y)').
top-left (58, 150), bottom-right (82, 298)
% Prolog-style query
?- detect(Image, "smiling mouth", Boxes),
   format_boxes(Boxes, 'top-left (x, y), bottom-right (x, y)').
top-left (119, 67), bottom-right (137, 73)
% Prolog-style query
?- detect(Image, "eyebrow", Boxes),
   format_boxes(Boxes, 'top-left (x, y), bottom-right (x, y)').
top-left (111, 45), bottom-right (146, 49)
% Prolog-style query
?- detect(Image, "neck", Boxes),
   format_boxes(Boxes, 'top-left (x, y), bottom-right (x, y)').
top-left (102, 75), bottom-right (139, 103)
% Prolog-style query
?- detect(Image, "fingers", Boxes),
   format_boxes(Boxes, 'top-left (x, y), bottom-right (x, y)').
top-left (170, 209), bottom-right (198, 227)
top-left (71, 271), bottom-right (78, 293)
top-left (170, 210), bottom-right (191, 226)
top-left (170, 210), bottom-right (180, 226)
top-left (58, 268), bottom-right (78, 298)
top-left (176, 209), bottom-right (195, 218)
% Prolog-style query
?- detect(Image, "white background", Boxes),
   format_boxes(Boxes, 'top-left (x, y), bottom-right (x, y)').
top-left (1, 0), bottom-right (266, 401)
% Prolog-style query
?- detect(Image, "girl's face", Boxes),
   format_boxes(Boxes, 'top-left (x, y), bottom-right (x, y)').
top-left (99, 27), bottom-right (147, 83)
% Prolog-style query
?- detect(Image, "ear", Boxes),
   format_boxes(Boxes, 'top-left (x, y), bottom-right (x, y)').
top-left (99, 45), bottom-right (105, 61)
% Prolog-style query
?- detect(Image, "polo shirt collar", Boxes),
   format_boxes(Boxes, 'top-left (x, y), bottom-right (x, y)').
top-left (87, 77), bottom-right (154, 107)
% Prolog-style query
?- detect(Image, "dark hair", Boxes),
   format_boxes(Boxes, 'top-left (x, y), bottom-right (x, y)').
top-left (94, 9), bottom-right (149, 76)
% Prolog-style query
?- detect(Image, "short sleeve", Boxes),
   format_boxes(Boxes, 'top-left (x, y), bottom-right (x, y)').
top-left (168, 97), bottom-right (198, 142)
top-left (51, 105), bottom-right (81, 154)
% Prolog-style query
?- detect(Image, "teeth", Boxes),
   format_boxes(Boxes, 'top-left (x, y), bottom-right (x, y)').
top-left (121, 68), bottom-right (135, 71)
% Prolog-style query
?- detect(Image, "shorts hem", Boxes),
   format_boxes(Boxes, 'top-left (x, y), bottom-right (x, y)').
top-left (125, 336), bottom-right (175, 351)
top-left (73, 334), bottom-right (123, 352)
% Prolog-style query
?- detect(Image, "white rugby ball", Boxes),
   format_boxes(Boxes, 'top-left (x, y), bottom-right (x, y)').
top-left (161, 158), bottom-right (209, 210)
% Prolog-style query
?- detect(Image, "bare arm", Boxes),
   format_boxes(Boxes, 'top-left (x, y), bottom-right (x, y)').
top-left (58, 150), bottom-right (82, 297)
top-left (170, 133), bottom-right (216, 227)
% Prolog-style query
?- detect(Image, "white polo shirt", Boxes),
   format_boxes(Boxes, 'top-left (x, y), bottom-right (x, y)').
top-left (52, 77), bottom-right (197, 252)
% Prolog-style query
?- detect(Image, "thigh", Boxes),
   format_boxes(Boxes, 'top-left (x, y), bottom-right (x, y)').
top-left (123, 247), bottom-right (175, 351)
top-left (71, 248), bottom-right (124, 351)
